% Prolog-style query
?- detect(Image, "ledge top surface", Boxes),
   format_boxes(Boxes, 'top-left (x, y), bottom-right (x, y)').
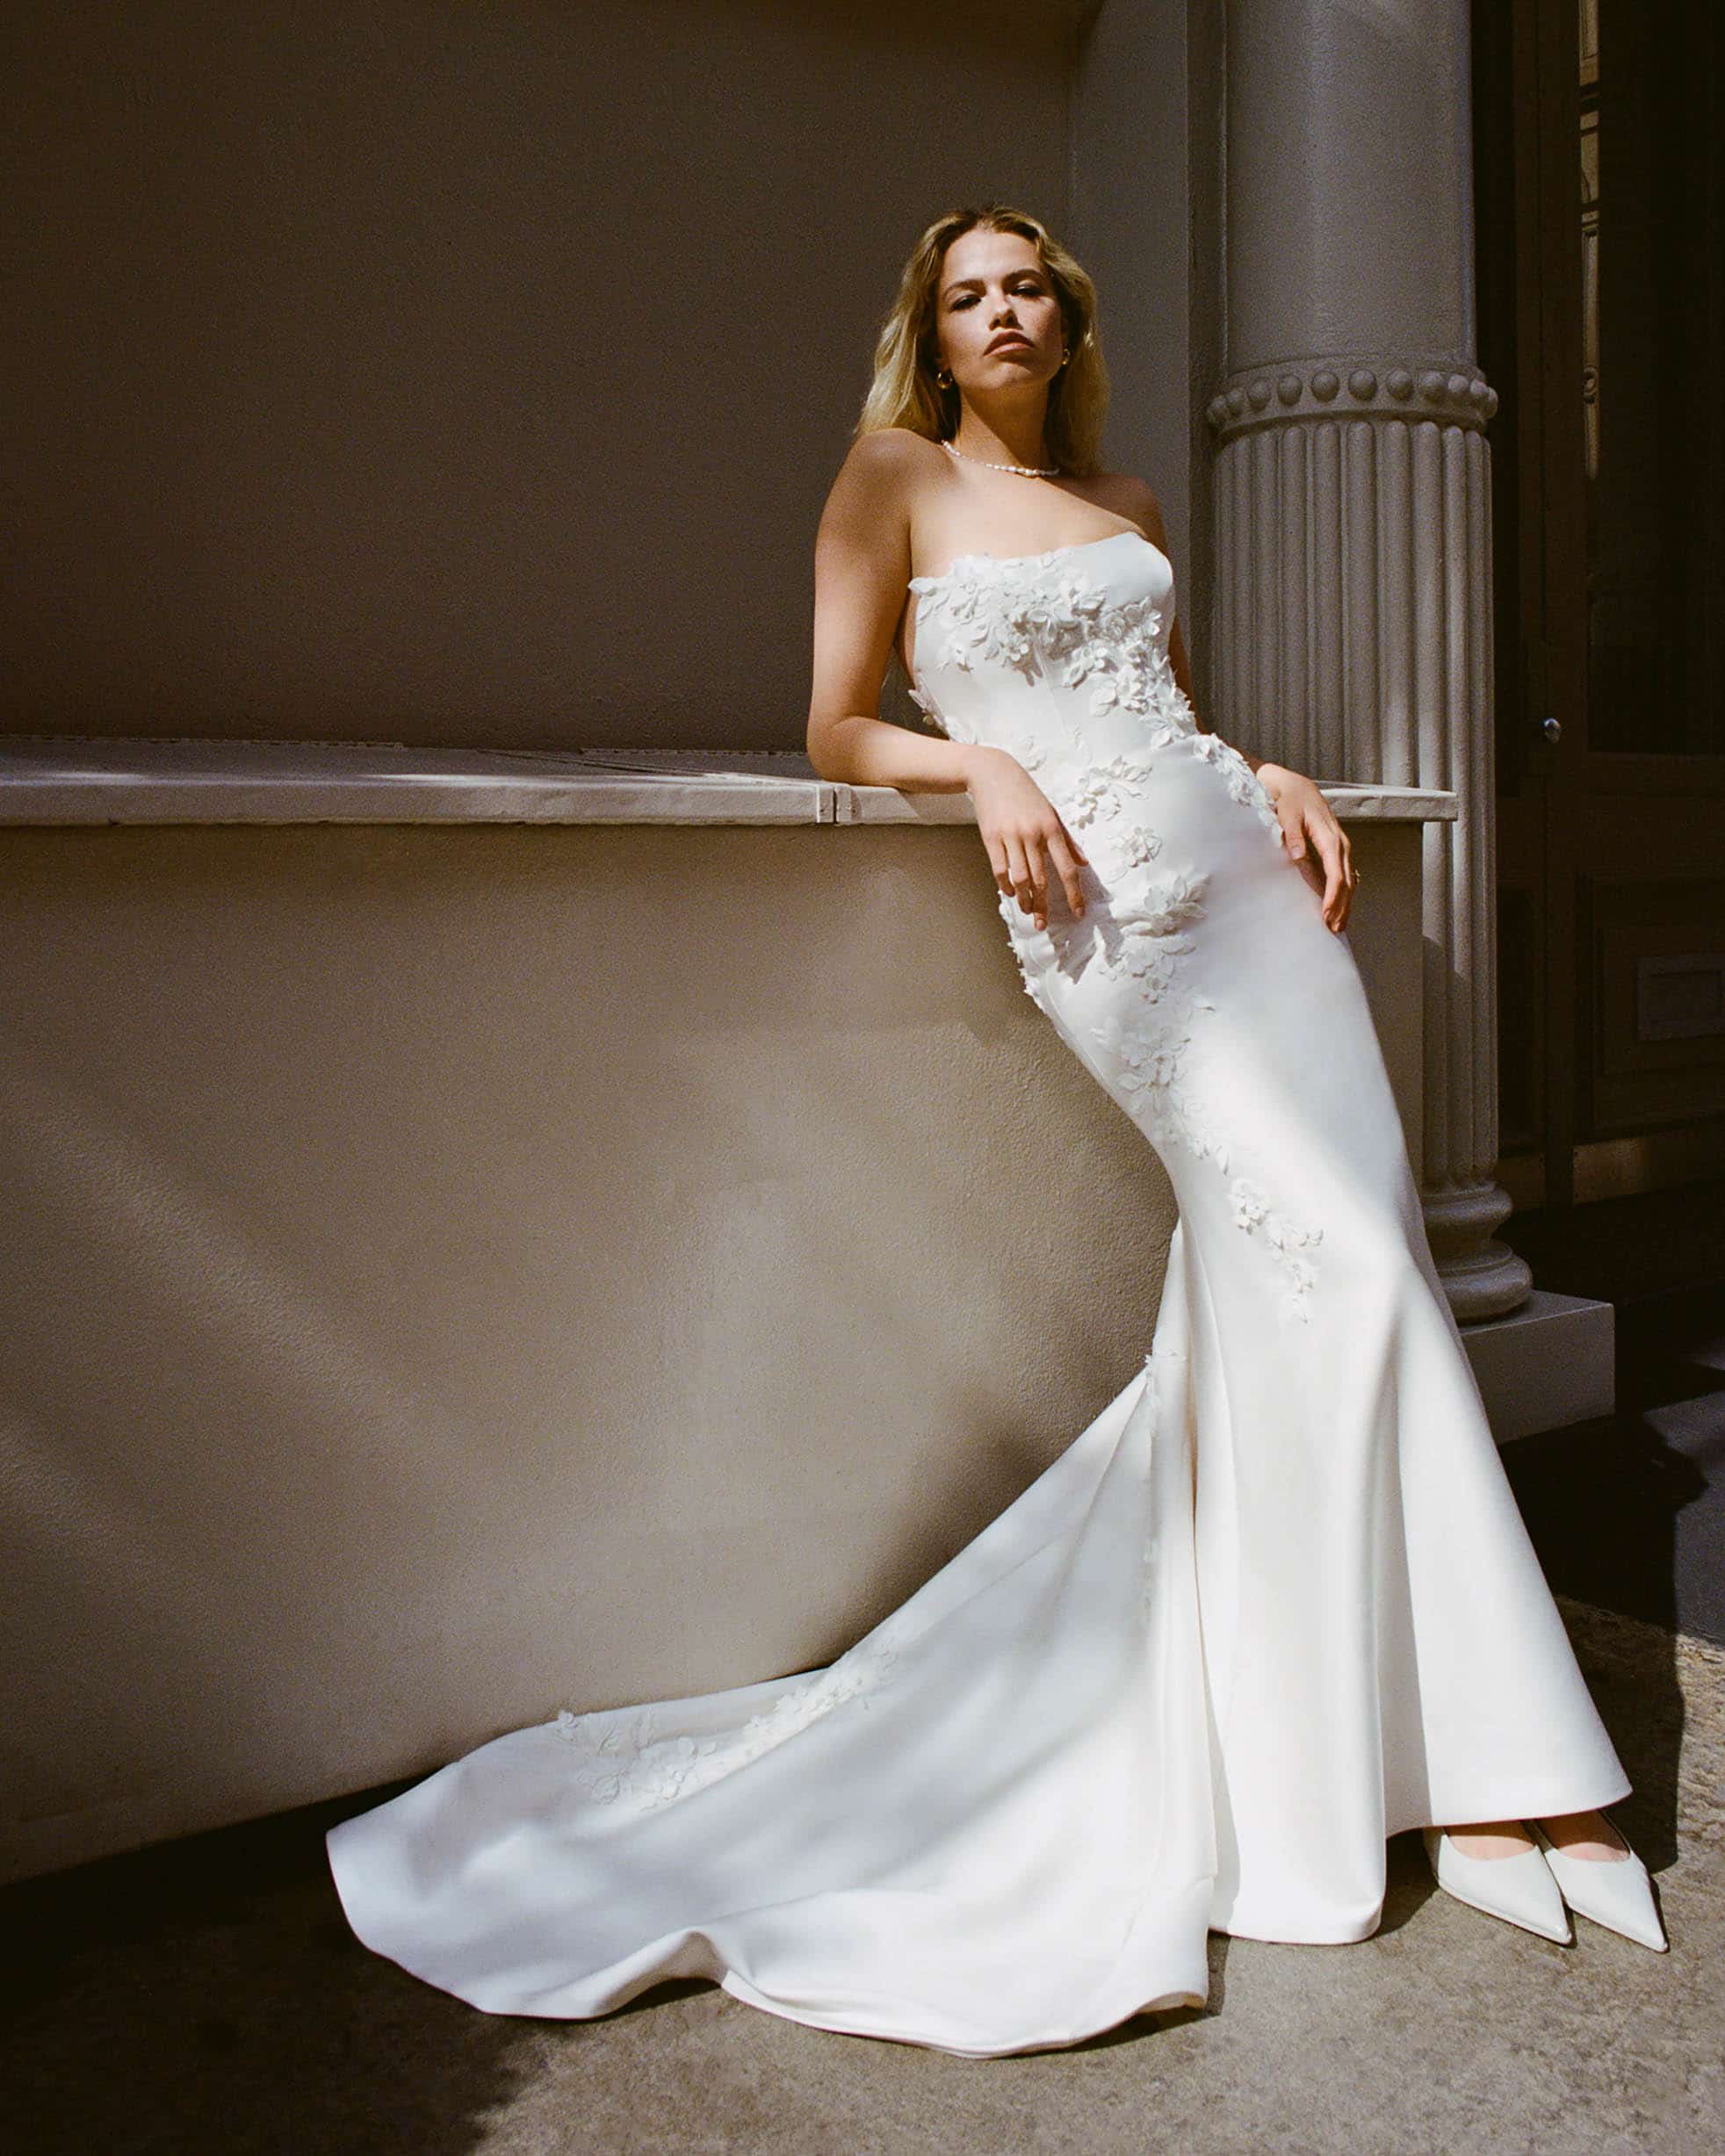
top-left (0, 738), bottom-right (1459, 826)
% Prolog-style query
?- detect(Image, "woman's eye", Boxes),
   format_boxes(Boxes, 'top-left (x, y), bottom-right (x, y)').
top-left (948, 285), bottom-right (1041, 310)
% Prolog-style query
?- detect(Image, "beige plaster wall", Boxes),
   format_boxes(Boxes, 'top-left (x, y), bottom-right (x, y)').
top-left (4, 0), bottom-right (1176, 751)
top-left (2, 0), bottom-right (1410, 1889)
top-left (0, 814), bottom-right (1425, 1883)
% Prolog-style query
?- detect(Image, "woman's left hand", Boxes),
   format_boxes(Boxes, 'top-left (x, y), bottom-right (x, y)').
top-left (1255, 763), bottom-right (1358, 933)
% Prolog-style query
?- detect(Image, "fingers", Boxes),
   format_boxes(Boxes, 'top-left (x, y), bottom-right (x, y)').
top-left (1276, 784), bottom-right (1360, 933)
top-left (978, 782), bottom-right (1089, 933)
top-left (1046, 831), bottom-right (1087, 921)
top-left (1024, 839), bottom-right (1049, 931)
top-left (1280, 807), bottom-right (1304, 862)
top-left (1025, 821), bottom-right (1093, 929)
top-left (1002, 833), bottom-right (1043, 927)
top-left (1312, 822), bottom-right (1356, 933)
top-left (999, 829), bottom-right (1096, 932)
top-left (987, 833), bottom-right (1034, 915)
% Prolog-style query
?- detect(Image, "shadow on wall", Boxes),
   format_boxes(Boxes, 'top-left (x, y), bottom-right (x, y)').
top-left (0, 818), bottom-right (1176, 1883)
top-left (6, 0), bottom-right (1096, 750)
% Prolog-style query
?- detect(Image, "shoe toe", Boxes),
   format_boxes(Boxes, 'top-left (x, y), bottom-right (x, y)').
top-left (1425, 1829), bottom-right (1573, 1945)
top-left (1534, 1833), bottom-right (1669, 1953)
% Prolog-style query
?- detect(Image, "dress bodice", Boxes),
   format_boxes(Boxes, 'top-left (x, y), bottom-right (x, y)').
top-left (906, 529), bottom-right (1282, 864)
top-left (906, 530), bottom-right (1197, 774)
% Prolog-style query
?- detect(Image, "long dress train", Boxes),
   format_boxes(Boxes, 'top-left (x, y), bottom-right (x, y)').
top-left (326, 529), bottom-right (1628, 2058)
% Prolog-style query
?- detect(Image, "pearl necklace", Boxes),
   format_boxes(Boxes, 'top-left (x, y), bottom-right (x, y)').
top-left (942, 438), bottom-right (1060, 480)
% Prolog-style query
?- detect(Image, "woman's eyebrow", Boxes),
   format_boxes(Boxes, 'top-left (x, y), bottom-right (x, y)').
top-left (939, 270), bottom-right (1046, 299)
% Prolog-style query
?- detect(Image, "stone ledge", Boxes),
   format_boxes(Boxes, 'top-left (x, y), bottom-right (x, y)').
top-left (0, 736), bottom-right (1459, 827)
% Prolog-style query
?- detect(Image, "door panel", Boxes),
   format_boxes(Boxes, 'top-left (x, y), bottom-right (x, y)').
top-left (1476, 0), bottom-right (1725, 1209)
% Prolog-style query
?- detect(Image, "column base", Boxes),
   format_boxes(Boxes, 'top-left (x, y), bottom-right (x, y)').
top-left (1460, 1290), bottom-right (1617, 1444)
top-left (1423, 1179), bottom-right (1534, 1319)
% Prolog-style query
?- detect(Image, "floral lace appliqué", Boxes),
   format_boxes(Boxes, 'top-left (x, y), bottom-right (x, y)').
top-left (909, 552), bottom-right (1108, 688)
top-left (554, 1638), bottom-right (899, 1813)
top-left (1005, 860), bottom-right (1323, 1323)
top-left (914, 550), bottom-right (1319, 1318)
top-left (911, 552), bottom-right (1282, 848)
top-left (1192, 730), bottom-right (1284, 845)
top-left (905, 681), bottom-right (949, 738)
top-left (912, 554), bottom-right (1193, 741)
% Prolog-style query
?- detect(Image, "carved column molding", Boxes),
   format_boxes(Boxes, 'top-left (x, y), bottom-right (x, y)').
top-left (1206, 357), bottom-right (1529, 1319)
top-left (1209, 0), bottom-right (1529, 1322)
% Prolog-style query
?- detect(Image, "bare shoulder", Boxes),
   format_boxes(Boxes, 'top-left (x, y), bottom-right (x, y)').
top-left (846, 425), bottom-right (946, 472)
top-left (1087, 469), bottom-right (1171, 550)
top-left (822, 428), bottom-right (943, 527)
top-left (834, 427), bottom-right (947, 495)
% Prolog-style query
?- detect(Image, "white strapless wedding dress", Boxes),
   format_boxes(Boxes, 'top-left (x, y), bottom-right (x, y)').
top-left (327, 530), bottom-right (1629, 2057)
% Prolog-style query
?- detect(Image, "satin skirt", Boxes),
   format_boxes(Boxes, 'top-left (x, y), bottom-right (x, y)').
top-left (328, 735), bottom-right (1628, 2056)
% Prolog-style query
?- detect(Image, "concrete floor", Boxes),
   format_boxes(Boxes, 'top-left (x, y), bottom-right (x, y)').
top-left (4, 1597), bottom-right (1720, 2156)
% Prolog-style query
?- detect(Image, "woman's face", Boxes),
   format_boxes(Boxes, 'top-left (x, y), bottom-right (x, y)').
top-left (933, 227), bottom-right (1065, 397)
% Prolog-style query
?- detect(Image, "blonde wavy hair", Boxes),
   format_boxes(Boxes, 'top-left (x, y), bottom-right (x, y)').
top-left (855, 204), bottom-right (1108, 479)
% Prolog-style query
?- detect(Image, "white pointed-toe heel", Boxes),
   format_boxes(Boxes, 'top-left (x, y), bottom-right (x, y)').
top-left (1422, 1827), bottom-right (1573, 1944)
top-left (1531, 1819), bottom-right (1669, 1952)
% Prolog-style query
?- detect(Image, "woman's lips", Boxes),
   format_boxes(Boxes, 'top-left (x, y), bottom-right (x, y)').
top-left (986, 335), bottom-right (1032, 354)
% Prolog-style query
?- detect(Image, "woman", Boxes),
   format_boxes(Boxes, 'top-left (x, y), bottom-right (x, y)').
top-left (326, 206), bottom-right (1664, 2059)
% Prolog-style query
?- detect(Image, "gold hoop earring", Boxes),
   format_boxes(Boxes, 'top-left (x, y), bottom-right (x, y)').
top-left (935, 365), bottom-right (954, 389)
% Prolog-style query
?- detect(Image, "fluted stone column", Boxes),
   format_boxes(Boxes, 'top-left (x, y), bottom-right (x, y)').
top-left (1208, 0), bottom-right (1530, 1319)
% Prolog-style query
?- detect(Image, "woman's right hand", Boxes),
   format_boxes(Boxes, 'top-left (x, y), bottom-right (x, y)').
top-left (962, 745), bottom-right (1089, 933)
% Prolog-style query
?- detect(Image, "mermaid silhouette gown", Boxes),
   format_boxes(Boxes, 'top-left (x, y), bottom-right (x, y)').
top-left (326, 530), bottom-right (1630, 2057)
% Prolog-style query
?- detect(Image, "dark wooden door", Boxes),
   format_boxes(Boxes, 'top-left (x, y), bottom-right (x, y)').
top-left (1476, 0), bottom-right (1725, 1211)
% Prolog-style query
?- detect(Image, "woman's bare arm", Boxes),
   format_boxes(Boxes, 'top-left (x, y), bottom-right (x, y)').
top-left (805, 430), bottom-right (1088, 930)
top-left (805, 432), bottom-right (976, 791)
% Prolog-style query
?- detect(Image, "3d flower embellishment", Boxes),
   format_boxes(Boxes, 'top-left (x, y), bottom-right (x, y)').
top-left (1113, 823), bottom-right (1165, 869)
top-left (1229, 1179), bottom-right (1270, 1232)
top-left (997, 892), bottom-right (1061, 1009)
top-left (1192, 732), bottom-right (1284, 842)
top-left (554, 1641), bottom-right (900, 1812)
top-left (913, 556), bottom-right (1132, 694)
top-left (1229, 1178), bottom-right (1324, 1316)
top-left (1067, 752), bottom-right (1154, 828)
top-left (1121, 1039), bottom-right (1183, 1093)
top-left (555, 1708), bottom-right (721, 1806)
top-left (908, 544), bottom-right (1324, 1319)
top-left (1014, 736), bottom-right (1050, 775)
top-left (905, 676), bottom-right (967, 741)
top-left (1122, 866), bottom-right (1211, 940)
